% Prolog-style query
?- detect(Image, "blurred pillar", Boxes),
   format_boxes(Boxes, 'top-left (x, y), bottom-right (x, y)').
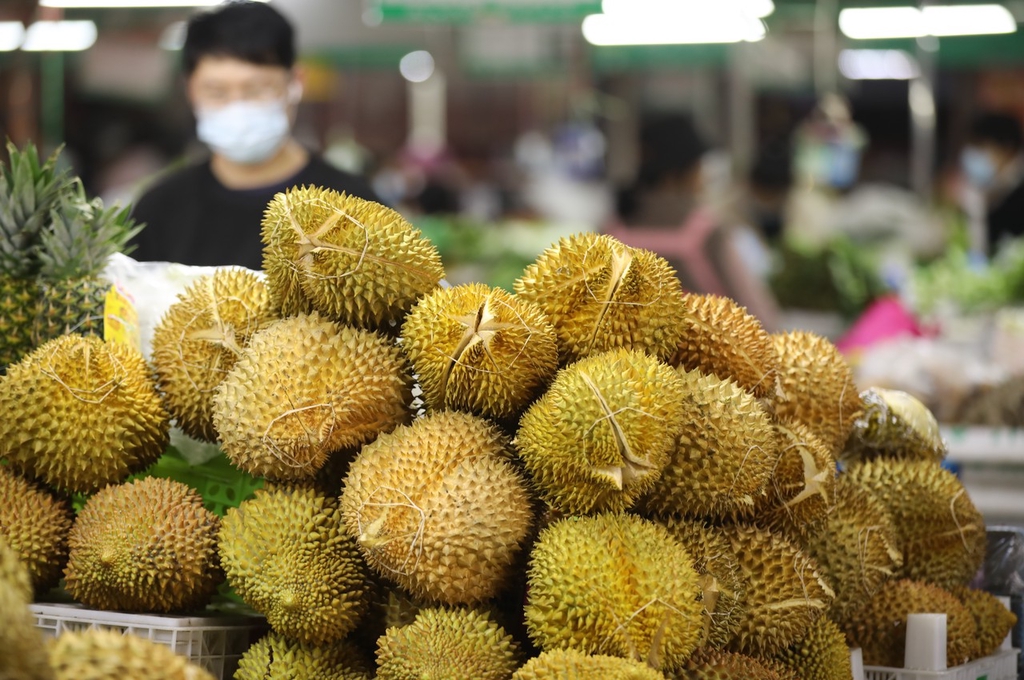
top-left (910, 35), bottom-right (938, 204)
top-left (41, 52), bottom-right (64, 152)
top-left (408, 70), bottom-right (447, 156)
top-left (814, 0), bottom-right (839, 96)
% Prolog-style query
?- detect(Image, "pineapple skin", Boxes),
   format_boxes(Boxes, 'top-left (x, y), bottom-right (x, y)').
top-left (0, 275), bottom-right (39, 370)
top-left (31, 277), bottom-right (108, 346)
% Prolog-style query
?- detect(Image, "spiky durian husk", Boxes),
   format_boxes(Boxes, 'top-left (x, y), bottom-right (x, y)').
top-left (512, 649), bottom-right (667, 679)
top-left (0, 335), bottom-right (169, 493)
top-left (401, 282), bottom-right (558, 421)
top-left (660, 518), bottom-right (746, 650)
top-left (717, 524), bottom-right (834, 657)
top-left (212, 313), bottom-right (412, 481)
top-left (376, 608), bottom-right (520, 680)
top-left (49, 629), bottom-right (216, 680)
top-left (772, 331), bottom-right (862, 454)
top-left (841, 387), bottom-right (947, 464)
top-left (805, 475), bottom-right (903, 622)
top-left (681, 650), bottom-right (798, 680)
top-left (219, 485), bottom-right (370, 646)
top-left (671, 293), bottom-right (781, 400)
top-left (844, 458), bottom-right (986, 590)
top-left (152, 269), bottom-right (273, 442)
top-left (64, 477), bottom-right (222, 613)
top-left (773, 616), bottom-right (853, 680)
top-left (513, 232), bottom-right (686, 365)
top-left (516, 348), bottom-right (687, 515)
top-left (843, 579), bottom-right (980, 667)
top-left (261, 186), bottom-right (444, 329)
top-left (642, 368), bottom-right (777, 521)
top-left (0, 536), bottom-right (54, 680)
top-left (31, 275), bottom-right (107, 346)
top-left (341, 411), bottom-right (532, 605)
top-left (0, 466), bottom-right (72, 594)
top-left (949, 585), bottom-right (1018, 659)
top-left (236, 633), bottom-right (372, 680)
top-left (525, 513), bottom-right (704, 672)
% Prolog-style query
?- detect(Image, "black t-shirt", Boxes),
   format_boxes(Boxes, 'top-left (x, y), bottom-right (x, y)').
top-left (989, 178), bottom-right (1024, 252)
top-left (129, 156), bottom-right (379, 270)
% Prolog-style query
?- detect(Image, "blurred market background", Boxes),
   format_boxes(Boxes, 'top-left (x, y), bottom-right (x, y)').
top-left (4, 0), bottom-right (1024, 524)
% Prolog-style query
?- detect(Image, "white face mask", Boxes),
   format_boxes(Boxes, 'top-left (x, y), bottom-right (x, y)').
top-left (196, 85), bottom-right (299, 165)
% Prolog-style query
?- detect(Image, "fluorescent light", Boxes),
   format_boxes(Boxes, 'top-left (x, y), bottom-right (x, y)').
top-left (0, 22), bottom-right (25, 51)
top-left (584, 5), bottom-right (766, 45)
top-left (839, 49), bottom-right (920, 79)
top-left (400, 50), bottom-right (435, 83)
top-left (601, 0), bottom-right (774, 18)
top-left (839, 4), bottom-right (1017, 40)
top-left (40, 0), bottom-right (267, 7)
top-left (21, 20), bottom-right (97, 51)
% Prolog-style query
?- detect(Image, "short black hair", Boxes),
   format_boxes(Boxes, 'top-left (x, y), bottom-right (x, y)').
top-left (636, 113), bottom-right (708, 188)
top-left (970, 112), bottom-right (1024, 153)
top-left (182, 1), bottom-right (295, 76)
top-left (750, 139), bottom-right (793, 191)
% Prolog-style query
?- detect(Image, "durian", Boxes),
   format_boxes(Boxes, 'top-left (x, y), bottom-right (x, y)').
top-left (950, 585), bottom-right (1018, 659)
top-left (843, 579), bottom-right (980, 667)
top-left (235, 633), bottom-right (372, 680)
top-left (660, 519), bottom-right (745, 650)
top-left (512, 649), bottom-right (667, 679)
top-left (48, 629), bottom-right (215, 680)
top-left (680, 650), bottom-right (797, 680)
top-left (513, 232), bottom-right (686, 365)
top-left (375, 607), bottom-right (520, 680)
top-left (642, 368), bottom-right (777, 520)
top-left (719, 524), bottom-right (834, 656)
top-left (671, 293), bottom-right (781, 400)
top-left (772, 331), bottom-right (861, 454)
top-left (219, 485), bottom-right (370, 645)
top-left (773, 616), bottom-right (853, 680)
top-left (212, 314), bottom-right (412, 481)
top-left (804, 474), bottom-right (903, 620)
top-left (0, 536), bottom-right (53, 680)
top-left (0, 465), bottom-right (72, 594)
top-left (842, 387), bottom-right (946, 464)
top-left (845, 459), bottom-right (986, 590)
top-left (525, 513), bottom-right (704, 672)
top-left (756, 418), bottom-right (835, 540)
top-left (516, 348), bottom-right (687, 515)
top-left (341, 411), bottom-right (532, 605)
top-left (64, 477), bottom-right (222, 613)
top-left (401, 283), bottom-right (558, 420)
top-left (261, 186), bottom-right (445, 329)
top-left (0, 335), bottom-right (169, 493)
top-left (151, 269), bottom-right (273, 442)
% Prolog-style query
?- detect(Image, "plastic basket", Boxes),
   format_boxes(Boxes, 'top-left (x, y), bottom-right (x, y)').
top-left (141, 448), bottom-right (263, 517)
top-left (31, 602), bottom-right (265, 680)
top-left (864, 649), bottom-right (1019, 680)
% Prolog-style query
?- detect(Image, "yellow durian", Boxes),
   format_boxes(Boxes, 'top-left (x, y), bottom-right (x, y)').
top-left (235, 633), bottom-right (372, 680)
top-left (950, 585), bottom-right (1018, 659)
top-left (842, 387), bottom-right (947, 464)
top-left (48, 628), bottom-right (215, 680)
top-left (756, 418), bottom-right (835, 540)
top-left (0, 536), bottom-right (53, 680)
top-left (773, 616), bottom-right (853, 680)
top-left (679, 650), bottom-right (798, 680)
top-left (0, 465), bottom-right (72, 594)
top-left (513, 649), bottom-right (667, 679)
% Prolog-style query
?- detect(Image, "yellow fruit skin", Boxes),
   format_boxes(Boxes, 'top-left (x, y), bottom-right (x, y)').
top-left (0, 537), bottom-right (53, 680)
top-left (525, 513), bottom-right (704, 672)
top-left (772, 331), bottom-right (862, 454)
top-left (375, 608), bottom-right (520, 680)
top-left (0, 335), bottom-right (170, 494)
top-left (219, 485), bottom-right (370, 646)
top-left (844, 579), bottom-right (980, 667)
top-left (261, 186), bottom-right (444, 329)
top-left (0, 466), bottom-right (72, 594)
top-left (643, 368), bottom-right (777, 520)
top-left (341, 411), bottom-right (532, 605)
top-left (49, 629), bottom-right (216, 680)
top-left (235, 633), bottom-right (372, 680)
top-left (213, 314), bottom-right (412, 481)
top-left (401, 283), bottom-right (558, 421)
top-left (512, 649), bottom-right (667, 679)
top-left (773, 616), bottom-right (853, 680)
top-left (950, 586), bottom-right (1018, 659)
top-left (514, 232), bottom-right (686, 365)
top-left (64, 477), bottom-right (222, 613)
top-left (517, 348), bottom-right (688, 515)
top-left (152, 269), bottom-right (274, 443)
top-left (680, 650), bottom-right (797, 680)
top-left (844, 459), bottom-right (986, 590)
top-left (718, 525), bottom-right (834, 657)
top-left (842, 387), bottom-right (947, 464)
top-left (672, 293), bottom-right (781, 400)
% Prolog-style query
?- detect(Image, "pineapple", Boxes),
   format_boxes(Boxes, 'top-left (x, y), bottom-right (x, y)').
top-left (0, 141), bottom-right (69, 368)
top-left (32, 181), bottom-right (142, 345)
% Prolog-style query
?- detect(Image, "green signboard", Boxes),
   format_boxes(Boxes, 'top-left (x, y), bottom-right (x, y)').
top-left (373, 0), bottom-right (602, 24)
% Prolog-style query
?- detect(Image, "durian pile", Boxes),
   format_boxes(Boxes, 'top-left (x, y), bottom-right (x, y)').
top-left (0, 172), bottom-right (1016, 680)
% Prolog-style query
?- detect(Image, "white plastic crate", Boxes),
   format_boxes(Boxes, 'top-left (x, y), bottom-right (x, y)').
top-left (31, 602), bottom-right (265, 680)
top-left (863, 648), bottom-right (1019, 680)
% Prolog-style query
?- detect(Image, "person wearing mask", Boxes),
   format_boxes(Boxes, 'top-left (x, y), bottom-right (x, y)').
top-left (960, 112), bottom-right (1024, 255)
top-left (130, 1), bottom-right (378, 270)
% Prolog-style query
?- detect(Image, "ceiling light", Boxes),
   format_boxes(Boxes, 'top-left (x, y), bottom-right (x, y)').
top-left (583, 12), bottom-right (766, 45)
top-left (21, 20), bottom-right (97, 51)
top-left (601, 0), bottom-right (775, 18)
top-left (839, 49), bottom-right (920, 79)
top-left (839, 4), bottom-right (1017, 40)
top-left (40, 0), bottom-right (267, 7)
top-left (400, 50), bottom-right (435, 83)
top-left (0, 22), bottom-right (25, 51)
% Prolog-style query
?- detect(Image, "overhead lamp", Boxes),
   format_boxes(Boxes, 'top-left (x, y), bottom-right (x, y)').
top-left (400, 50), bottom-right (435, 83)
top-left (839, 4), bottom-right (1017, 40)
top-left (583, 2), bottom-right (767, 45)
top-left (21, 20), bottom-right (97, 51)
top-left (0, 22), bottom-right (25, 51)
top-left (839, 49), bottom-right (920, 79)
top-left (601, 0), bottom-right (775, 19)
top-left (39, 0), bottom-right (268, 7)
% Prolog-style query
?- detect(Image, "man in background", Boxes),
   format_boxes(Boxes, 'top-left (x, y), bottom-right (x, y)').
top-left (960, 112), bottom-right (1024, 255)
top-left (131, 1), bottom-right (377, 270)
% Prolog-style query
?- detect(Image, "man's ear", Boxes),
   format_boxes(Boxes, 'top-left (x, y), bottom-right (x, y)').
top-left (289, 66), bottom-right (306, 104)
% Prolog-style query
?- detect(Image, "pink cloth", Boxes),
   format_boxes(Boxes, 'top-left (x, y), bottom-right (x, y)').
top-left (836, 295), bottom-right (929, 354)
